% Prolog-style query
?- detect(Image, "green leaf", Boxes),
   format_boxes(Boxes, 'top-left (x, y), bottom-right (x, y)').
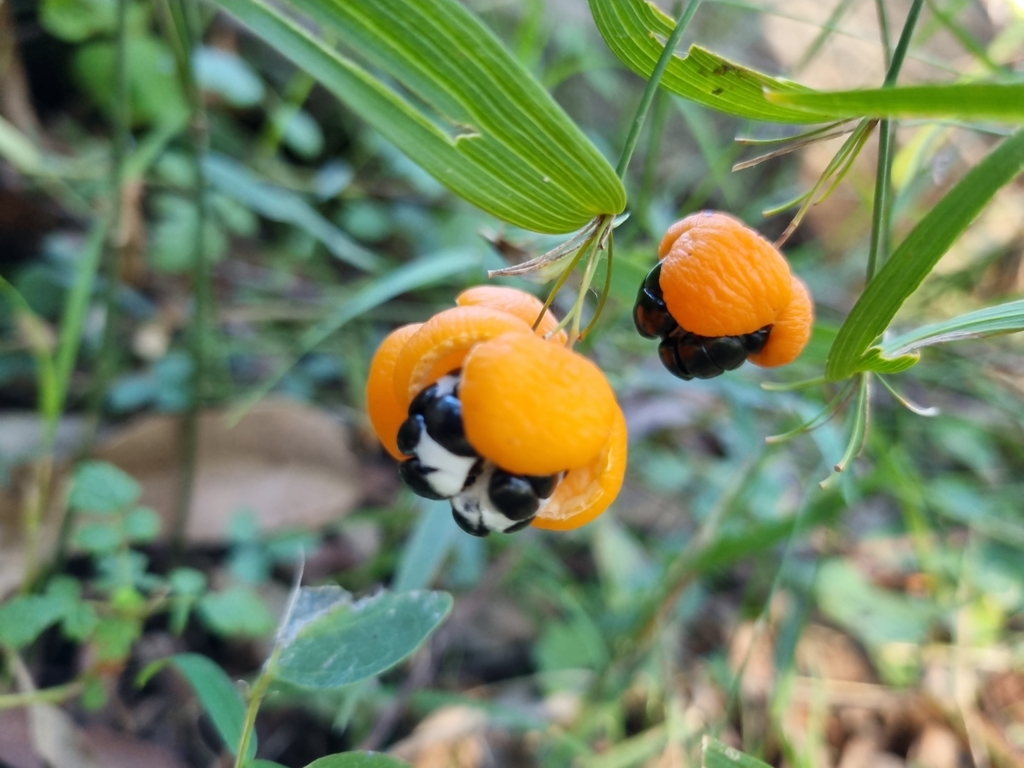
top-left (74, 521), bottom-right (124, 554)
top-left (150, 194), bottom-right (227, 272)
top-left (214, 0), bottom-right (625, 234)
top-left (826, 127), bottom-right (1024, 381)
top-left (193, 47), bottom-right (266, 107)
top-left (169, 653), bottom-right (256, 761)
top-left (588, 0), bottom-right (836, 124)
top-left (40, 0), bottom-right (116, 42)
top-left (69, 461), bottom-right (141, 513)
top-left (878, 299), bottom-right (1024, 359)
top-left (768, 83), bottom-right (1024, 122)
top-left (198, 586), bottom-right (276, 639)
top-left (203, 153), bottom-right (380, 272)
top-left (124, 506), bottom-right (162, 543)
top-left (305, 754), bottom-right (411, 768)
top-left (702, 737), bottom-right (771, 768)
top-left (93, 615), bottom-right (142, 662)
top-left (0, 595), bottom-right (65, 649)
top-left (273, 589), bottom-right (452, 689)
top-left (392, 500), bottom-right (460, 593)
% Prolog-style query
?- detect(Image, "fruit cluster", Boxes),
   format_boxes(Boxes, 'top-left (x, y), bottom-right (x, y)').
top-left (366, 286), bottom-right (627, 535)
top-left (634, 212), bottom-right (813, 379)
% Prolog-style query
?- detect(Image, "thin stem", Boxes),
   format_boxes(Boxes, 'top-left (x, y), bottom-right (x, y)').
top-left (0, 681), bottom-right (83, 711)
top-left (234, 668), bottom-right (274, 767)
top-left (873, 0), bottom-right (892, 69)
top-left (885, 0), bottom-right (925, 87)
top-left (159, 0), bottom-right (212, 559)
top-left (614, 0), bottom-right (702, 178)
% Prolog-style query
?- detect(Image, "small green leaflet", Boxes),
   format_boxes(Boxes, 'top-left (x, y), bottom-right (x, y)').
top-left (588, 0), bottom-right (836, 124)
top-left (701, 737), bottom-right (771, 768)
top-left (826, 127), bottom-right (1024, 380)
top-left (214, 0), bottom-right (624, 234)
top-left (769, 83), bottom-right (1024, 122)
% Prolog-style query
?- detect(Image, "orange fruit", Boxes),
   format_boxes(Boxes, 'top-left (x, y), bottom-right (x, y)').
top-left (749, 276), bottom-right (813, 368)
top-left (658, 211), bottom-right (793, 338)
top-left (456, 285), bottom-right (567, 344)
top-left (365, 323), bottom-right (422, 460)
top-left (459, 332), bottom-right (617, 476)
top-left (391, 305), bottom-right (532, 409)
top-left (533, 405), bottom-right (627, 531)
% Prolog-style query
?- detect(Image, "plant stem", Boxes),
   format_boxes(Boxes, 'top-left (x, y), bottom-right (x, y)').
top-left (234, 667), bottom-right (274, 766)
top-left (614, 0), bottom-right (702, 179)
top-left (0, 681), bottom-right (83, 711)
top-left (865, 0), bottom-right (924, 281)
top-left (159, 0), bottom-right (212, 559)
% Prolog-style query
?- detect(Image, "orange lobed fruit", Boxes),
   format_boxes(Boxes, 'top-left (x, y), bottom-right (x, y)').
top-left (456, 285), bottom-right (567, 345)
top-left (459, 332), bottom-right (617, 476)
top-left (748, 275), bottom-right (813, 368)
top-left (366, 323), bottom-right (422, 460)
top-left (658, 211), bottom-right (793, 338)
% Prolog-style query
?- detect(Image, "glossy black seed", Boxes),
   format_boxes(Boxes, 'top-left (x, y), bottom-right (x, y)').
top-left (643, 262), bottom-right (664, 296)
top-left (705, 335), bottom-right (748, 372)
top-left (658, 338), bottom-right (693, 380)
top-left (451, 508), bottom-right (489, 537)
top-left (527, 474), bottom-right (559, 499)
top-left (399, 458), bottom-right (446, 500)
top-left (674, 334), bottom-right (724, 379)
top-left (396, 415), bottom-right (424, 456)
top-left (633, 290), bottom-right (676, 339)
top-left (408, 383), bottom-right (439, 416)
top-left (423, 394), bottom-right (476, 457)
top-left (741, 325), bottom-right (771, 355)
top-left (503, 517), bottom-right (534, 533)
top-left (488, 469), bottom-right (540, 521)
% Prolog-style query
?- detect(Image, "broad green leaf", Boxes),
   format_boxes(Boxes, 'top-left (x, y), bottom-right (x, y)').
top-left (305, 754), bottom-right (411, 768)
top-left (203, 154), bottom-right (381, 272)
top-left (878, 299), bottom-right (1024, 360)
top-left (215, 0), bottom-right (625, 234)
top-left (74, 521), bottom-right (124, 553)
top-left (826, 127), bottom-right (1024, 381)
top-left (702, 737), bottom-right (771, 768)
top-left (168, 653), bottom-right (256, 761)
top-left (69, 461), bottom-right (141, 513)
top-left (769, 83), bottom-right (1024, 122)
top-left (273, 589), bottom-right (453, 689)
top-left (588, 0), bottom-right (836, 124)
top-left (392, 500), bottom-right (460, 592)
top-left (0, 595), bottom-right (65, 649)
top-left (198, 586), bottom-right (276, 638)
top-left (40, 0), bottom-right (116, 42)
top-left (92, 615), bottom-right (142, 662)
top-left (124, 506), bottom-right (162, 543)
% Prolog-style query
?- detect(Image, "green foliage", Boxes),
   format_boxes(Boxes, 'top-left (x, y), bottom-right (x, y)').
top-left (589, 0), bottom-right (836, 123)
top-left (197, 586), bottom-right (277, 639)
top-left (770, 83), bottom-right (1024, 122)
top-left (273, 587), bottom-right (453, 689)
top-left (827, 127), bottom-right (1024, 381)
top-left (304, 755), bottom-right (411, 768)
top-left (214, 0), bottom-right (625, 234)
top-left (69, 461), bottom-right (141, 514)
top-left (701, 737), bottom-right (771, 768)
top-left (40, 0), bottom-right (117, 41)
top-left (879, 299), bottom-right (1024, 359)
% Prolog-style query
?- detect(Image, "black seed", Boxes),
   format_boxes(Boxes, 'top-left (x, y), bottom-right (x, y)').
top-left (633, 290), bottom-right (676, 339)
top-left (643, 263), bottom-right (664, 297)
top-left (658, 337), bottom-right (693, 380)
top-left (423, 394), bottom-right (476, 457)
top-left (451, 507), bottom-right (489, 537)
top-left (408, 383), bottom-right (439, 416)
top-left (488, 469), bottom-right (540, 521)
top-left (502, 517), bottom-right (534, 533)
top-left (399, 458), bottom-right (447, 500)
top-left (526, 474), bottom-right (559, 499)
top-left (674, 334), bottom-right (724, 379)
top-left (396, 415), bottom-right (424, 456)
top-left (742, 325), bottom-right (771, 355)
top-left (705, 335), bottom-right (748, 372)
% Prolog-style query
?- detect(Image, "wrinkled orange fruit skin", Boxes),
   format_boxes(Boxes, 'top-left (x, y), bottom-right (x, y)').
top-left (460, 332), bottom-right (617, 476)
top-left (456, 285), bottom-right (567, 345)
top-left (391, 305), bottom-right (532, 410)
top-left (366, 323), bottom-right (422, 460)
top-left (533, 405), bottom-right (627, 531)
top-left (658, 211), bottom-right (793, 338)
top-left (748, 276), bottom-right (813, 368)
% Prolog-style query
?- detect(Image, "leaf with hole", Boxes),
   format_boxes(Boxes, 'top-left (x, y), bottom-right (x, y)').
top-left (589, 0), bottom-right (837, 124)
top-left (827, 127), bottom-right (1024, 381)
top-left (214, 0), bottom-right (624, 234)
top-left (272, 589), bottom-right (452, 689)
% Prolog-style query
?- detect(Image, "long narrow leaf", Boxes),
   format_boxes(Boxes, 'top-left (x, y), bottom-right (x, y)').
top-left (769, 83), bottom-right (1024, 121)
top-left (826, 128), bottom-right (1024, 381)
top-left (878, 299), bottom-right (1024, 358)
top-left (589, 0), bottom-right (837, 124)
top-left (213, 0), bottom-right (624, 234)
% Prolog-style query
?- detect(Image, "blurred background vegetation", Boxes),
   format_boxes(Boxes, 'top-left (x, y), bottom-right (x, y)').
top-left (0, 0), bottom-right (1023, 766)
